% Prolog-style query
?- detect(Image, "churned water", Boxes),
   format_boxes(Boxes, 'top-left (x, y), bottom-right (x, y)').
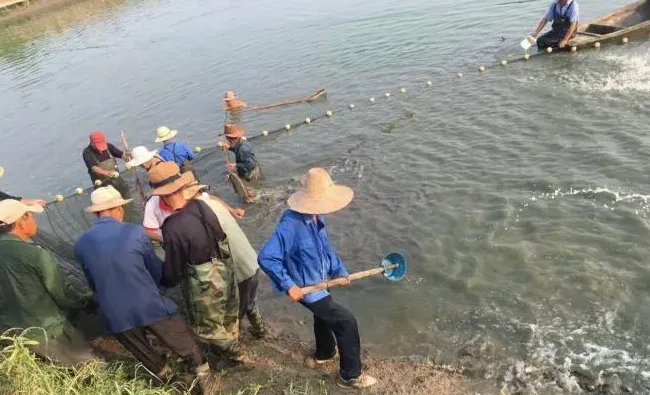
top-left (1, 0), bottom-right (649, 392)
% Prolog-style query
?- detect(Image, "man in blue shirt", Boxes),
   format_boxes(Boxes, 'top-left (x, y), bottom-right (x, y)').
top-left (531, 0), bottom-right (579, 50)
top-left (74, 186), bottom-right (218, 392)
top-left (155, 126), bottom-right (196, 173)
top-left (258, 168), bottom-right (377, 389)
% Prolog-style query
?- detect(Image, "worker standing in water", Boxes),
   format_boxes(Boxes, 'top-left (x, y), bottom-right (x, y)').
top-left (155, 126), bottom-right (196, 173)
top-left (531, 0), bottom-right (579, 50)
top-left (82, 131), bottom-right (130, 194)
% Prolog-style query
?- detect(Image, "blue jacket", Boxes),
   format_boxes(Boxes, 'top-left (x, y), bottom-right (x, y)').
top-left (257, 210), bottom-right (349, 303)
top-left (159, 141), bottom-right (196, 167)
top-left (74, 217), bottom-right (177, 334)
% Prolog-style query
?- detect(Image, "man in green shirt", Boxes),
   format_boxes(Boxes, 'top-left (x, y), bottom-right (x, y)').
top-left (0, 199), bottom-right (95, 365)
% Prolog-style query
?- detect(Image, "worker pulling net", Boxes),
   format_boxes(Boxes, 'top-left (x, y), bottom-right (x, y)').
top-left (34, 91), bottom-right (331, 291)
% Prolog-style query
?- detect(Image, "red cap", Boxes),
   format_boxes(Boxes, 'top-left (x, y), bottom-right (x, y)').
top-left (89, 131), bottom-right (108, 151)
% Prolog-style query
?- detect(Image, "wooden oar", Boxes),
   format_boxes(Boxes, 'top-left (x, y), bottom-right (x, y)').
top-left (237, 89), bottom-right (326, 112)
top-left (300, 252), bottom-right (408, 295)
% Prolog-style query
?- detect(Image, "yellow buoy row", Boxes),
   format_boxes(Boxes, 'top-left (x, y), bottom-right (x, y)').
top-left (194, 146), bottom-right (202, 153)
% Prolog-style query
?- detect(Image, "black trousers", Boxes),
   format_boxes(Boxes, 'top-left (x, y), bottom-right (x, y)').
top-left (238, 269), bottom-right (260, 318)
top-left (114, 315), bottom-right (204, 374)
top-left (302, 296), bottom-right (361, 381)
top-left (537, 29), bottom-right (569, 50)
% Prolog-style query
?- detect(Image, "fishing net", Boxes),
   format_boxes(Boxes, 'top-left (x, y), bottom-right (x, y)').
top-left (36, 94), bottom-right (331, 293)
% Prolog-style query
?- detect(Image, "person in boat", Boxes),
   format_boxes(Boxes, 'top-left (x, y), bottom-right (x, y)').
top-left (221, 123), bottom-right (260, 182)
top-left (224, 91), bottom-right (247, 111)
top-left (257, 168), bottom-right (377, 390)
top-left (152, 163), bottom-right (242, 361)
top-left (0, 199), bottom-right (95, 366)
top-left (125, 146), bottom-right (163, 172)
top-left (0, 166), bottom-right (46, 206)
top-left (531, 0), bottom-right (579, 50)
top-left (73, 186), bottom-right (219, 392)
top-left (155, 126), bottom-right (196, 173)
top-left (82, 131), bottom-right (130, 193)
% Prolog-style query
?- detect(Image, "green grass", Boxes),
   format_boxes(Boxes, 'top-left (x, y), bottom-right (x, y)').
top-left (0, 328), bottom-right (329, 395)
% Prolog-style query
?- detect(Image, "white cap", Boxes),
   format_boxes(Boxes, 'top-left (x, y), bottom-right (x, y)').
top-left (85, 185), bottom-right (133, 213)
top-left (126, 146), bottom-right (157, 168)
top-left (0, 199), bottom-right (43, 225)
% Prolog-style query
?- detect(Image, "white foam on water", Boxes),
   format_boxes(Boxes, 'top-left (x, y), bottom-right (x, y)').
top-left (526, 186), bottom-right (650, 217)
top-left (563, 51), bottom-right (650, 93)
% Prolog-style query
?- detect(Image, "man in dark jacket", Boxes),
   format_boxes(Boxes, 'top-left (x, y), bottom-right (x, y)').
top-left (221, 124), bottom-right (260, 182)
top-left (74, 186), bottom-right (219, 392)
top-left (81, 131), bottom-right (130, 193)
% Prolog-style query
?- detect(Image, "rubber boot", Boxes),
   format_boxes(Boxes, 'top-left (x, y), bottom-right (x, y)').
top-left (246, 308), bottom-right (268, 339)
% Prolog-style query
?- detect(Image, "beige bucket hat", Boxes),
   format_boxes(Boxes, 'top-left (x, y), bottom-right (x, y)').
top-left (0, 199), bottom-right (43, 225)
top-left (149, 162), bottom-right (205, 197)
top-left (155, 126), bottom-right (178, 143)
top-left (85, 185), bottom-right (133, 213)
top-left (126, 146), bottom-right (158, 168)
top-left (288, 168), bottom-right (354, 215)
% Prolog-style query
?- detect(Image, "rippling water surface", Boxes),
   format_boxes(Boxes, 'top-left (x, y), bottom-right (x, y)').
top-left (2, 0), bottom-right (650, 392)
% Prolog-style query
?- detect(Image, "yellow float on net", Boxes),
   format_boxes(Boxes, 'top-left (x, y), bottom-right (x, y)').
top-left (622, 37), bottom-right (629, 44)
top-left (75, 188), bottom-right (84, 195)
top-left (478, 66), bottom-right (486, 72)
top-left (457, 73), bottom-right (463, 78)
top-left (501, 60), bottom-right (507, 66)
top-left (524, 53), bottom-right (530, 60)
top-left (326, 110), bottom-right (333, 117)
top-left (305, 118), bottom-right (311, 124)
top-left (194, 146), bottom-right (202, 153)
top-left (54, 194), bottom-right (64, 202)
top-left (571, 46), bottom-right (577, 52)
top-left (94, 180), bottom-right (102, 187)
top-left (426, 80), bottom-right (433, 86)
top-left (384, 92), bottom-right (391, 98)
top-left (241, 136), bottom-right (247, 141)
top-left (285, 124), bottom-right (291, 130)
top-left (349, 104), bottom-right (355, 109)
top-left (595, 42), bottom-right (601, 48)
top-left (400, 87), bottom-right (406, 93)
top-left (546, 47), bottom-right (553, 53)
top-left (369, 97), bottom-right (375, 102)
top-left (262, 130), bottom-right (269, 136)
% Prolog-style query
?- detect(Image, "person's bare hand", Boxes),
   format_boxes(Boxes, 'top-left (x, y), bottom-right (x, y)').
top-left (288, 286), bottom-right (304, 302)
top-left (231, 208), bottom-right (245, 219)
top-left (226, 163), bottom-right (236, 172)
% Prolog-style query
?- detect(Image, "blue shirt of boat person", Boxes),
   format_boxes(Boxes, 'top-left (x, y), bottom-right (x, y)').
top-left (532, 0), bottom-right (580, 50)
top-left (257, 210), bottom-right (349, 304)
top-left (74, 201), bottom-right (177, 334)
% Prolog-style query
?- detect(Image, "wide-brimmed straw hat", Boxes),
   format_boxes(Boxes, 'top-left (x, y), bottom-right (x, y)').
top-left (85, 185), bottom-right (133, 213)
top-left (155, 126), bottom-right (178, 143)
top-left (126, 146), bottom-right (158, 168)
top-left (288, 168), bottom-right (354, 215)
top-left (224, 91), bottom-right (236, 99)
top-left (224, 123), bottom-right (245, 138)
top-left (149, 162), bottom-right (205, 196)
top-left (0, 199), bottom-right (43, 225)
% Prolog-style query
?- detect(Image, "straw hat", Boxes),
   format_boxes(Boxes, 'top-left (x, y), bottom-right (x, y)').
top-left (0, 199), bottom-right (43, 225)
top-left (85, 185), bottom-right (133, 213)
top-left (224, 123), bottom-right (245, 138)
top-left (155, 126), bottom-right (178, 143)
top-left (149, 162), bottom-right (204, 196)
top-left (224, 91), bottom-right (236, 99)
top-left (126, 146), bottom-right (157, 167)
top-left (288, 168), bottom-right (354, 215)
top-left (0, 166), bottom-right (4, 178)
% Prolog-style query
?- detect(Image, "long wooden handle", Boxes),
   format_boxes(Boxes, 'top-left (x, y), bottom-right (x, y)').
top-left (300, 264), bottom-right (397, 295)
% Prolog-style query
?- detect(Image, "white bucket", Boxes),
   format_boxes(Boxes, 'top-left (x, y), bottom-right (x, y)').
top-left (520, 36), bottom-right (536, 51)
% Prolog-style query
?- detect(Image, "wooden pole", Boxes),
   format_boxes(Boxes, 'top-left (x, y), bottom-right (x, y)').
top-left (300, 264), bottom-right (397, 295)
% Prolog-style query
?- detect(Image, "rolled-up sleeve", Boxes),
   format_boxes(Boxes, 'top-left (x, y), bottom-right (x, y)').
top-left (258, 227), bottom-right (296, 293)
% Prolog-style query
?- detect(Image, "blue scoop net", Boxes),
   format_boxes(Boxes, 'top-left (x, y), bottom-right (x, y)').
top-left (381, 252), bottom-right (407, 281)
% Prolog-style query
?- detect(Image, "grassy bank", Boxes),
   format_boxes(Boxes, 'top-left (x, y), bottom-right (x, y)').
top-left (0, 326), bottom-right (469, 394)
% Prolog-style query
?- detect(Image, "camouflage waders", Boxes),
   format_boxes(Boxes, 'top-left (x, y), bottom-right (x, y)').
top-left (182, 240), bottom-right (240, 353)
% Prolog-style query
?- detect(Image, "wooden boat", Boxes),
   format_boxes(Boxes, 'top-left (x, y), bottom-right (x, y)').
top-left (570, 1), bottom-right (650, 48)
top-left (225, 89), bottom-right (327, 113)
